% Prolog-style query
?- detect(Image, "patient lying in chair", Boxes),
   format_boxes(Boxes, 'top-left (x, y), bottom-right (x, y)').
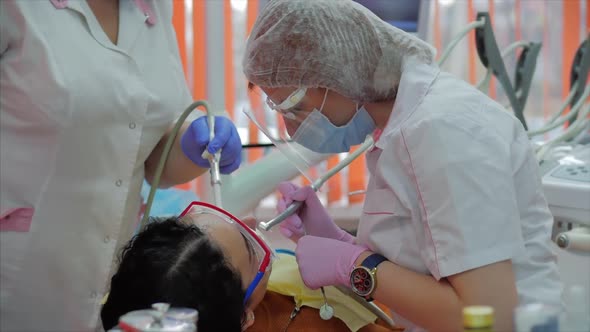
top-left (101, 209), bottom-right (397, 331)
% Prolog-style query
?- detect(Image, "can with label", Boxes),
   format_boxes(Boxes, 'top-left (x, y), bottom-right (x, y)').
top-left (117, 303), bottom-right (198, 332)
top-left (166, 308), bottom-right (199, 324)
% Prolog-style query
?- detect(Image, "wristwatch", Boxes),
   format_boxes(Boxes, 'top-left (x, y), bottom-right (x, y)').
top-left (349, 253), bottom-right (388, 301)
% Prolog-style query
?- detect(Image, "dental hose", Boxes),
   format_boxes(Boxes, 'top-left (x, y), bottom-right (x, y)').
top-left (139, 100), bottom-right (211, 230)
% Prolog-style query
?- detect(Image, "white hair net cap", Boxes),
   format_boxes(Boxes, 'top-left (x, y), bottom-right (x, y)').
top-left (243, 0), bottom-right (436, 103)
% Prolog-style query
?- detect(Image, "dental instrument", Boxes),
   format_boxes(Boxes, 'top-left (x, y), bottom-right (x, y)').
top-left (203, 111), bottom-right (223, 208)
top-left (257, 135), bottom-right (375, 231)
top-left (139, 100), bottom-right (212, 229)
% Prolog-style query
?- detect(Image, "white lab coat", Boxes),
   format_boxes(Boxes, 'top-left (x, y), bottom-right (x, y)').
top-left (0, 1), bottom-right (192, 330)
top-left (357, 59), bottom-right (562, 331)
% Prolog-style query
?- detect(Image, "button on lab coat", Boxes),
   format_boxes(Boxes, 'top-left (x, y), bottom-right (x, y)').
top-left (357, 59), bottom-right (562, 331)
top-left (0, 1), bottom-right (192, 330)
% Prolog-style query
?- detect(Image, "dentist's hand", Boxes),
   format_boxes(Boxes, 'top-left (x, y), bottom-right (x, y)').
top-left (277, 182), bottom-right (355, 243)
top-left (180, 116), bottom-right (242, 174)
top-left (296, 235), bottom-right (368, 289)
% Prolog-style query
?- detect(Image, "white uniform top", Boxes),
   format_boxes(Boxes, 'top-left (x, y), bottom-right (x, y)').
top-left (357, 59), bottom-right (562, 331)
top-left (0, 1), bottom-right (191, 330)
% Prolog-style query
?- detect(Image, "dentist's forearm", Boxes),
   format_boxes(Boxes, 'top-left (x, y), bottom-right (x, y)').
top-left (354, 252), bottom-right (517, 332)
top-left (354, 252), bottom-right (463, 332)
top-left (145, 123), bottom-right (207, 188)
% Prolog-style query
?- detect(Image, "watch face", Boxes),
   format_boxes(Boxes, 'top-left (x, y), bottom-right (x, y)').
top-left (350, 266), bottom-right (374, 297)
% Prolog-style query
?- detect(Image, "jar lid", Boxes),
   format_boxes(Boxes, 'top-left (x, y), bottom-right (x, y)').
top-left (463, 306), bottom-right (494, 328)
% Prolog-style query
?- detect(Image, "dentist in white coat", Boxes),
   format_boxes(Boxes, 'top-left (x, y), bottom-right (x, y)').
top-left (243, 1), bottom-right (562, 331)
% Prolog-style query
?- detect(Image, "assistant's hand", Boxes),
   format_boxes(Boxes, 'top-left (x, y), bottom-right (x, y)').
top-left (295, 235), bottom-right (368, 289)
top-left (180, 115), bottom-right (242, 174)
top-left (277, 182), bottom-right (355, 243)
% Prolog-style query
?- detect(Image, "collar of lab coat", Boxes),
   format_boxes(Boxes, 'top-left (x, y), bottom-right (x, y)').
top-left (49, 0), bottom-right (156, 55)
top-left (374, 57), bottom-right (440, 150)
top-left (49, 0), bottom-right (156, 26)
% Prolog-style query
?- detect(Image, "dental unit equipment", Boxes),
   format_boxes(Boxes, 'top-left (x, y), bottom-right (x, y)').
top-left (437, 18), bottom-right (485, 67)
top-left (437, 12), bottom-right (542, 130)
top-left (541, 144), bottom-right (590, 247)
top-left (528, 36), bottom-right (590, 139)
top-left (536, 102), bottom-right (590, 161)
top-left (257, 135), bottom-right (375, 231)
top-left (540, 143), bottom-right (590, 302)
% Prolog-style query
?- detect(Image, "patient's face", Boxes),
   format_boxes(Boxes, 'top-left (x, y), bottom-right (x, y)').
top-left (203, 221), bottom-right (271, 311)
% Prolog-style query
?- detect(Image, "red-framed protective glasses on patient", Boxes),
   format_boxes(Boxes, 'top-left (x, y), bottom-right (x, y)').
top-left (180, 201), bottom-right (272, 304)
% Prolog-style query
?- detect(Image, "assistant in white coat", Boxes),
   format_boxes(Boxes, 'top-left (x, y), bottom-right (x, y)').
top-left (0, 1), bottom-right (234, 331)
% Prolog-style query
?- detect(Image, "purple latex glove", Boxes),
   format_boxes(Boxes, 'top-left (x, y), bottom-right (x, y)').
top-left (296, 235), bottom-right (368, 289)
top-left (277, 182), bottom-right (355, 243)
top-left (180, 115), bottom-right (242, 174)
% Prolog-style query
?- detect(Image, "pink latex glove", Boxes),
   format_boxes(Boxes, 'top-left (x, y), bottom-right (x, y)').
top-left (295, 235), bottom-right (369, 290)
top-left (277, 182), bottom-right (355, 243)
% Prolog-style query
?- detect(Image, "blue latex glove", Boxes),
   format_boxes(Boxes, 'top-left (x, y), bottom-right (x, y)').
top-left (180, 115), bottom-right (242, 174)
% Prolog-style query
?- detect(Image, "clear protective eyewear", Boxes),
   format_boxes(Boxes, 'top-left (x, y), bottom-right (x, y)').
top-left (244, 88), bottom-right (331, 183)
top-left (265, 88), bottom-right (308, 120)
top-left (180, 201), bottom-right (274, 304)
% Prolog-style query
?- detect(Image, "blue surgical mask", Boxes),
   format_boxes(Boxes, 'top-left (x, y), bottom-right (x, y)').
top-left (291, 105), bottom-right (376, 154)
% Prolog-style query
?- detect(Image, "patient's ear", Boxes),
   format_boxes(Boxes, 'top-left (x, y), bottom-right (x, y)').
top-left (241, 310), bottom-right (255, 331)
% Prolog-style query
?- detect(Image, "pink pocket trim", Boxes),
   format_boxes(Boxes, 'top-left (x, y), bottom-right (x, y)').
top-left (50, 0), bottom-right (68, 9)
top-left (133, 0), bottom-right (156, 26)
top-left (0, 208), bottom-right (34, 232)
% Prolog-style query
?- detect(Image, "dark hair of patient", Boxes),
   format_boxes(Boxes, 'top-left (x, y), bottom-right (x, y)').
top-left (101, 216), bottom-right (245, 331)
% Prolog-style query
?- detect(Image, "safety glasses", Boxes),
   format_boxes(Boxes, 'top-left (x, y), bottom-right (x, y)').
top-left (180, 201), bottom-right (272, 304)
top-left (265, 88), bottom-right (307, 119)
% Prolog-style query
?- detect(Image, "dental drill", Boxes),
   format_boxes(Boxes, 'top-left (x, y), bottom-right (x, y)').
top-left (202, 110), bottom-right (223, 208)
top-left (140, 100), bottom-right (212, 229)
top-left (258, 135), bottom-right (375, 231)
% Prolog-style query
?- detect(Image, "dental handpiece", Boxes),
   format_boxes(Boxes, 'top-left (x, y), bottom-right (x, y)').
top-left (205, 113), bottom-right (223, 208)
top-left (258, 135), bottom-right (374, 231)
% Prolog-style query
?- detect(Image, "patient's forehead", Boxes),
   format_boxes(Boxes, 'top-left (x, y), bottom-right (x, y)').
top-left (204, 223), bottom-right (255, 288)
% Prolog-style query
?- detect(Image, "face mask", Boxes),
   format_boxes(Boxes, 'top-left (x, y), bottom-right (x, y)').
top-left (291, 105), bottom-right (376, 154)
